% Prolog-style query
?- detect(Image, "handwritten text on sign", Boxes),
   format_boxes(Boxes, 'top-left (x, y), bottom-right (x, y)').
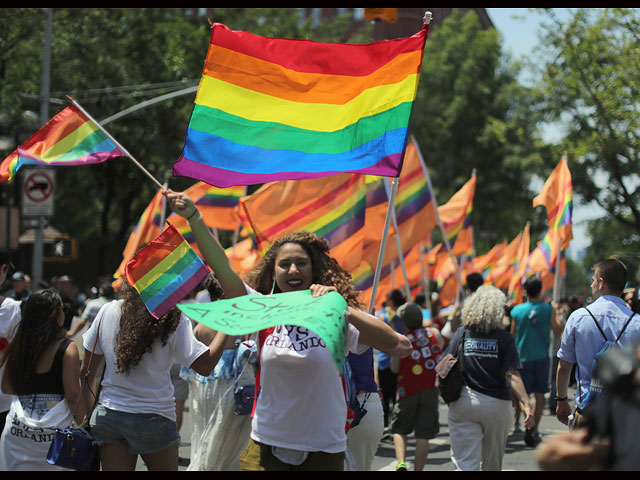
top-left (177, 290), bottom-right (349, 371)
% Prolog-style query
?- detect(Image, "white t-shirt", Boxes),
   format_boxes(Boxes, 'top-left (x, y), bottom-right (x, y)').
top-left (0, 297), bottom-right (21, 413)
top-left (82, 299), bottom-right (208, 422)
top-left (245, 282), bottom-right (365, 453)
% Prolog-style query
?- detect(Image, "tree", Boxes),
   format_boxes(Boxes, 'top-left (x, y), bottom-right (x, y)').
top-left (0, 8), bottom-right (373, 283)
top-left (531, 9), bottom-right (640, 262)
top-left (411, 10), bottom-right (550, 253)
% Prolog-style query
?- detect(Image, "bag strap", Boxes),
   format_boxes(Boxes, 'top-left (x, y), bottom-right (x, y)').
top-left (74, 319), bottom-right (103, 426)
top-left (584, 307), bottom-right (608, 342)
top-left (584, 307), bottom-right (637, 343)
top-left (455, 327), bottom-right (466, 374)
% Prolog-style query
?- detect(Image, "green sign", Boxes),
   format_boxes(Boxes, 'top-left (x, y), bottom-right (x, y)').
top-left (177, 290), bottom-right (349, 371)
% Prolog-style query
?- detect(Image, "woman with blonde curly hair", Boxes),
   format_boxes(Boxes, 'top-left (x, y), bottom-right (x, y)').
top-left (443, 285), bottom-right (533, 471)
top-left (80, 280), bottom-right (230, 471)
top-left (165, 189), bottom-right (411, 471)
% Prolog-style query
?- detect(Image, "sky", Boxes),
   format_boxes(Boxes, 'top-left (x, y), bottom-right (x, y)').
top-left (485, 8), bottom-right (603, 260)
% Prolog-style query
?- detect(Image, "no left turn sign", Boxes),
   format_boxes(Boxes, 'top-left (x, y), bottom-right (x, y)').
top-left (22, 169), bottom-right (55, 217)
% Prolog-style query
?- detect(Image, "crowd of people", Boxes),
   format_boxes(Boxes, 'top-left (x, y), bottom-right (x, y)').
top-left (1, 190), bottom-right (639, 471)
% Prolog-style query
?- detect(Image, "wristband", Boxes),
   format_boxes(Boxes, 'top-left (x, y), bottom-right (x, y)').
top-left (555, 396), bottom-right (568, 402)
top-left (187, 208), bottom-right (201, 222)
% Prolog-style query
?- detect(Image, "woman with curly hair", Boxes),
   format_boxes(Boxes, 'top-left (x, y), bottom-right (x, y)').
top-left (0, 289), bottom-right (88, 470)
top-left (442, 285), bottom-right (534, 471)
top-left (80, 280), bottom-right (229, 471)
top-left (165, 189), bottom-right (411, 471)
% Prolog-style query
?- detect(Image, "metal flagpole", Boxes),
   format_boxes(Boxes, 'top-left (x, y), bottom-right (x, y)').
top-left (411, 136), bottom-right (465, 294)
top-left (368, 177), bottom-right (399, 313)
top-left (66, 96), bottom-right (165, 190)
top-left (383, 177), bottom-right (412, 301)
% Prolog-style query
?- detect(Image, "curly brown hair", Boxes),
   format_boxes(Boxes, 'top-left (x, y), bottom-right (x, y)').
top-left (243, 230), bottom-right (363, 309)
top-left (115, 281), bottom-right (181, 375)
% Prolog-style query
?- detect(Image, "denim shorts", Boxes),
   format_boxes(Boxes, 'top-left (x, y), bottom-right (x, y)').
top-left (520, 357), bottom-right (550, 394)
top-left (90, 404), bottom-right (180, 455)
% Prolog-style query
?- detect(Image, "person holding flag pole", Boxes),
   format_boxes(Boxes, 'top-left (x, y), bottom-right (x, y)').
top-left (164, 188), bottom-right (411, 471)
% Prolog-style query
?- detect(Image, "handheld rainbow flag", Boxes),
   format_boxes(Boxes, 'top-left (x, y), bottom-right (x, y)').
top-left (0, 103), bottom-right (125, 183)
top-left (125, 224), bottom-right (210, 319)
top-left (173, 21), bottom-right (429, 187)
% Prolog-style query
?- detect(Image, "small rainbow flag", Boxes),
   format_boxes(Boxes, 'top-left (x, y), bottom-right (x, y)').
top-left (174, 22), bottom-right (429, 187)
top-left (125, 224), bottom-right (210, 319)
top-left (0, 104), bottom-right (125, 183)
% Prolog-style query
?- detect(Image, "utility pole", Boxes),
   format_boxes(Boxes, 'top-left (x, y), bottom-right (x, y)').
top-left (31, 7), bottom-right (53, 291)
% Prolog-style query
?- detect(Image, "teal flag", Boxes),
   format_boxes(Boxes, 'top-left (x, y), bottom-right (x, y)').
top-left (177, 290), bottom-right (349, 371)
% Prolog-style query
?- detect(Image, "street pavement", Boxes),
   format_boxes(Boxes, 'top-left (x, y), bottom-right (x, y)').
top-left (134, 391), bottom-right (571, 471)
top-left (370, 395), bottom-right (570, 471)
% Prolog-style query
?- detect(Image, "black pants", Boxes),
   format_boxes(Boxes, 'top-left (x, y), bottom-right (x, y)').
top-left (378, 368), bottom-right (398, 427)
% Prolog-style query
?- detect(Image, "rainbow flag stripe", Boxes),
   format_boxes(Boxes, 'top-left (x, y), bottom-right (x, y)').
top-left (239, 173), bottom-right (367, 253)
top-left (125, 224), bottom-right (210, 319)
top-left (174, 23), bottom-right (429, 187)
top-left (533, 156), bottom-right (573, 248)
top-left (0, 104), bottom-right (124, 183)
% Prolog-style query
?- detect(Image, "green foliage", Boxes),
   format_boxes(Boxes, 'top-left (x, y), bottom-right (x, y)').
top-left (530, 8), bottom-right (640, 267)
top-left (0, 8), bottom-right (374, 280)
top-left (413, 10), bottom-right (548, 252)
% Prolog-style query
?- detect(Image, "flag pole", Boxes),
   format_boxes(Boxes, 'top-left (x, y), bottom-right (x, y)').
top-left (552, 152), bottom-right (569, 303)
top-left (411, 136), bottom-right (465, 294)
top-left (66, 96), bottom-right (165, 190)
top-left (552, 236), bottom-right (562, 302)
top-left (368, 176), bottom-right (399, 313)
top-left (383, 177), bottom-right (412, 301)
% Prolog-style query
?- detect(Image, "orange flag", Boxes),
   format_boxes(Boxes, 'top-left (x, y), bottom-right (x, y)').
top-left (508, 223), bottom-right (531, 305)
top-left (115, 186), bottom-right (166, 279)
top-left (361, 139), bottom-right (438, 269)
top-left (437, 172), bottom-right (476, 251)
top-left (533, 156), bottom-right (573, 249)
top-left (364, 8), bottom-right (398, 23)
top-left (485, 233), bottom-right (522, 289)
top-left (527, 228), bottom-right (566, 291)
top-left (237, 173), bottom-right (367, 272)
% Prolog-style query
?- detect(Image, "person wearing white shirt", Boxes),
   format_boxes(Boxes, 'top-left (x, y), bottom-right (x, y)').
top-left (165, 189), bottom-right (412, 471)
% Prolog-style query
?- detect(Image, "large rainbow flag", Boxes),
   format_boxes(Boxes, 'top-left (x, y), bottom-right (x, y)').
top-left (533, 156), bottom-right (573, 249)
top-left (237, 173), bottom-right (367, 272)
top-left (173, 22), bottom-right (429, 187)
top-left (0, 104), bottom-right (124, 183)
top-left (361, 139), bottom-right (437, 268)
top-left (125, 224), bottom-right (210, 319)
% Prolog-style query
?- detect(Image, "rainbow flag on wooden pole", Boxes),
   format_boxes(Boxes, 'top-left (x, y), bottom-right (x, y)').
top-left (0, 101), bottom-right (126, 183)
top-left (67, 97), bottom-right (165, 190)
top-left (173, 14), bottom-right (431, 188)
top-left (125, 223), bottom-right (210, 319)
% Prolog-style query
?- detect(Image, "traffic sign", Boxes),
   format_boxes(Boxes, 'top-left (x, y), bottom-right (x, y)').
top-left (22, 168), bottom-right (55, 217)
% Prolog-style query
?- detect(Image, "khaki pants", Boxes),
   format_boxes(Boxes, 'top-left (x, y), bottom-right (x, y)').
top-left (239, 438), bottom-right (345, 471)
top-left (448, 386), bottom-right (513, 471)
